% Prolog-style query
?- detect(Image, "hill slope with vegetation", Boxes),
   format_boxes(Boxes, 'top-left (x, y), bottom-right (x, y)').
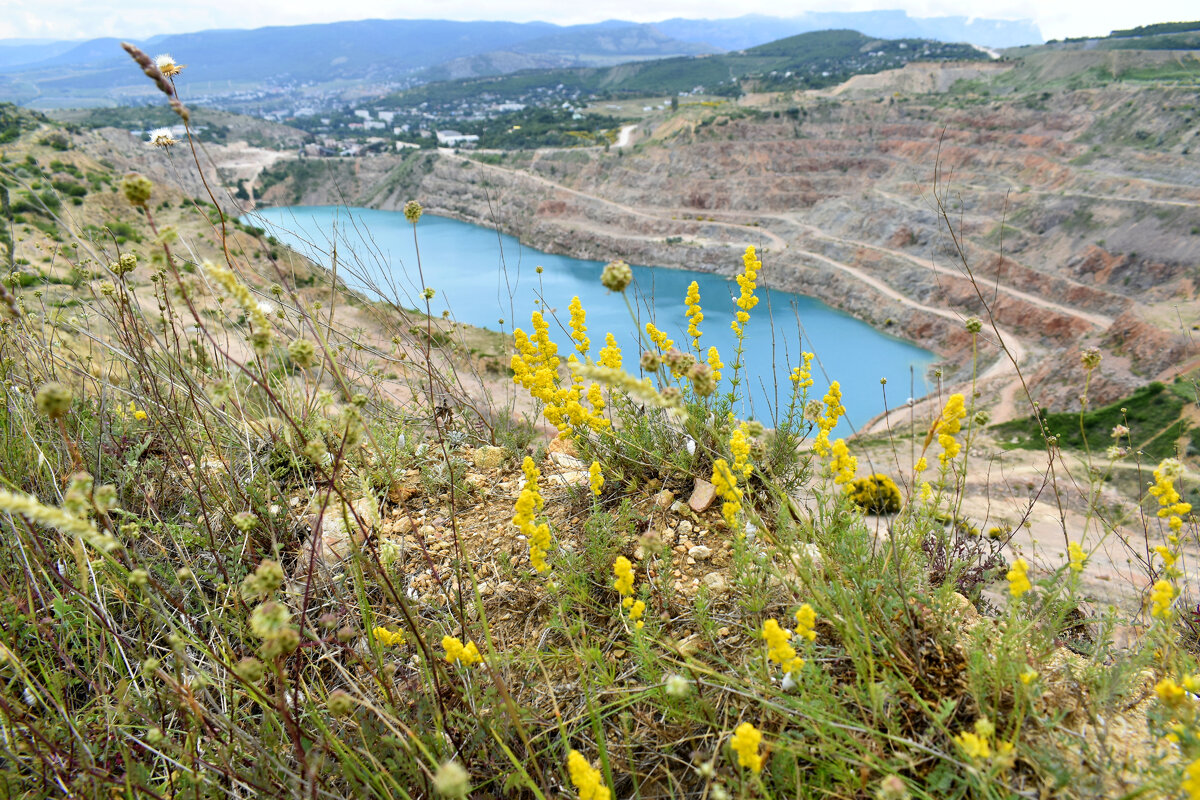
top-left (386, 29), bottom-right (989, 106)
top-left (0, 40), bottom-right (1199, 800)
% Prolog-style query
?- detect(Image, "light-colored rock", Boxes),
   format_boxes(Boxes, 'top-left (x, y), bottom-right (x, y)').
top-left (703, 572), bottom-right (728, 594)
top-left (689, 479), bottom-right (716, 512)
top-left (388, 478), bottom-right (421, 504)
top-left (688, 545), bottom-right (713, 561)
top-left (654, 490), bottom-right (675, 509)
top-left (548, 451), bottom-right (587, 471)
top-left (677, 520), bottom-right (693, 538)
top-left (789, 543), bottom-right (824, 573)
top-left (546, 470), bottom-right (588, 488)
top-left (546, 435), bottom-right (579, 458)
top-left (472, 445), bottom-right (507, 469)
top-left (307, 496), bottom-right (379, 567)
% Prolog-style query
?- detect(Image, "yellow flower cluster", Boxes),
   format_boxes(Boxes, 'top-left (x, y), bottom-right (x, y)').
top-left (1154, 675), bottom-right (1200, 796)
top-left (1154, 675), bottom-right (1200, 708)
top-left (954, 718), bottom-right (1013, 765)
top-left (598, 333), bottom-right (622, 370)
top-left (730, 246), bottom-right (761, 338)
top-left (684, 280), bottom-right (704, 350)
top-left (612, 556), bottom-right (645, 629)
top-left (711, 459), bottom-right (742, 530)
top-left (761, 619), bottom-right (804, 674)
top-left (790, 352), bottom-right (814, 392)
top-left (707, 346), bottom-right (723, 383)
top-left (513, 457), bottom-right (552, 573)
top-left (442, 635), bottom-right (482, 666)
top-left (613, 556), bottom-right (635, 595)
top-left (589, 461), bottom-right (604, 497)
top-left (1007, 558), bottom-right (1031, 598)
top-left (372, 627), bottom-right (405, 648)
top-left (830, 439), bottom-right (856, 486)
top-left (846, 473), bottom-right (902, 514)
top-left (1067, 541), bottom-right (1087, 573)
top-left (955, 731), bottom-right (991, 760)
top-left (567, 750), bottom-right (610, 800)
top-left (730, 424), bottom-right (753, 479)
top-left (512, 312), bottom-right (560, 402)
top-left (568, 296), bottom-right (590, 355)
top-left (586, 383), bottom-right (605, 417)
top-left (114, 400), bottom-right (148, 421)
top-left (512, 310), bottom-right (607, 434)
top-left (1185, 760), bottom-right (1200, 800)
top-left (645, 321), bottom-right (674, 353)
top-left (1150, 458), bottom-right (1191, 536)
top-left (1151, 579), bottom-right (1176, 620)
top-left (813, 381), bottom-right (845, 458)
top-left (794, 603), bottom-right (817, 642)
top-left (730, 722), bottom-right (764, 772)
top-left (936, 394), bottom-right (967, 466)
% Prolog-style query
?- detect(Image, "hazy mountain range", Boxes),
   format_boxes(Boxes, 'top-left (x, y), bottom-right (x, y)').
top-left (0, 12), bottom-right (1043, 108)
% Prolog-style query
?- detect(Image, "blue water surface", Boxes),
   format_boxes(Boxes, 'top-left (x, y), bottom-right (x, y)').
top-left (251, 206), bottom-right (934, 433)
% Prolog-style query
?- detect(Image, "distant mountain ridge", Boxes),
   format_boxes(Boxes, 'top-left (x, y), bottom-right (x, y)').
top-left (655, 12), bottom-right (1042, 50)
top-left (0, 12), bottom-right (1041, 108)
top-left (387, 29), bottom-right (991, 109)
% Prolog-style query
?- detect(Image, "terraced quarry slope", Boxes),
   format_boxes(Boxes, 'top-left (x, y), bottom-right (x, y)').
top-left (248, 73), bottom-right (1197, 424)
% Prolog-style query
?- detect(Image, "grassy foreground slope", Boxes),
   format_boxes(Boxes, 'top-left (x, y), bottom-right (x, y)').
top-left (1, 54), bottom-right (1199, 800)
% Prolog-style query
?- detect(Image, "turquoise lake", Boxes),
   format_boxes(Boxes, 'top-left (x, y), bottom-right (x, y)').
top-left (251, 206), bottom-right (935, 433)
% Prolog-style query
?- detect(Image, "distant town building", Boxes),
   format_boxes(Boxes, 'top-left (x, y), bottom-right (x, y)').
top-left (353, 109), bottom-right (371, 120)
top-left (436, 130), bottom-right (480, 147)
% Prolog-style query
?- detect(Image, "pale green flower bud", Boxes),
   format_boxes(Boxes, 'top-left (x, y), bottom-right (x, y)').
top-left (327, 689), bottom-right (356, 717)
top-left (35, 382), bottom-right (73, 420)
top-left (600, 259), bottom-right (633, 292)
top-left (403, 200), bottom-right (423, 224)
top-left (433, 760), bottom-right (472, 798)
top-left (121, 173), bottom-right (153, 208)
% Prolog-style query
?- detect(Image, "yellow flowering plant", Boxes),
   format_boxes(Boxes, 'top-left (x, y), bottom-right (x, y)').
top-left (613, 555), bottom-right (645, 629)
top-left (442, 635), bottom-right (483, 667)
top-left (513, 456), bottom-right (553, 573)
top-left (730, 722), bottom-right (764, 772)
top-left (725, 246), bottom-right (760, 402)
top-left (567, 750), bottom-right (610, 800)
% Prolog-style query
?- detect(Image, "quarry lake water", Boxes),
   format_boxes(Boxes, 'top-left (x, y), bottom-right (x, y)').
top-left (252, 206), bottom-right (935, 432)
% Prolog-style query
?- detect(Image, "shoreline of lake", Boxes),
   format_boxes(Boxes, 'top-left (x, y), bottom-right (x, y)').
top-left (252, 205), bottom-right (938, 433)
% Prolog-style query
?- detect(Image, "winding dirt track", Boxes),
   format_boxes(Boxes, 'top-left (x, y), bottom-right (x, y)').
top-left (442, 150), bottom-right (789, 250)
top-left (440, 149), bottom-right (1040, 407)
top-left (768, 213), bottom-right (1114, 329)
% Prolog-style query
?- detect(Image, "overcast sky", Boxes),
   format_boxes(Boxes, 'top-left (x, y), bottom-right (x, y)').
top-left (0, 0), bottom-right (1196, 43)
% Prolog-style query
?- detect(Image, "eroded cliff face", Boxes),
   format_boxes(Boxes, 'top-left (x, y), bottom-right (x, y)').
top-left (255, 81), bottom-right (1199, 418)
